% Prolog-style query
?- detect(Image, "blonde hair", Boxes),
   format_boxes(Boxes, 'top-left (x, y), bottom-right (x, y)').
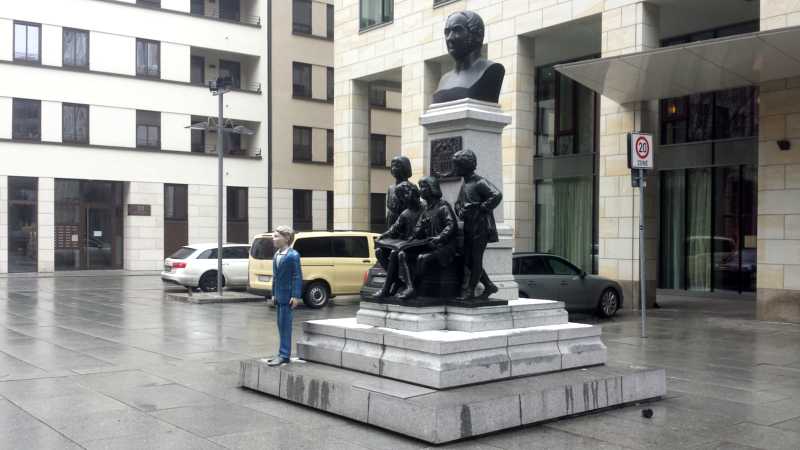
top-left (274, 226), bottom-right (296, 245)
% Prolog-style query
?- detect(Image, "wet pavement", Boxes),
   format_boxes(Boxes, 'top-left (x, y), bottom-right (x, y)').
top-left (1, 273), bottom-right (799, 449)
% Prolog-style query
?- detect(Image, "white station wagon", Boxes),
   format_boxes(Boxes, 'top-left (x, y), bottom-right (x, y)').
top-left (161, 243), bottom-right (251, 292)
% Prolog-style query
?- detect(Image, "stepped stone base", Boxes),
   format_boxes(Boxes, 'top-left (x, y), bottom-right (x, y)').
top-left (240, 359), bottom-right (666, 444)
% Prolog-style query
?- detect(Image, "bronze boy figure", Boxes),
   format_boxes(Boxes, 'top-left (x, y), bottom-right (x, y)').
top-left (453, 149), bottom-right (501, 300)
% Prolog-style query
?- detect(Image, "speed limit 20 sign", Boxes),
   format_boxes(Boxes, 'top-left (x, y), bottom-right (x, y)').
top-left (627, 133), bottom-right (654, 170)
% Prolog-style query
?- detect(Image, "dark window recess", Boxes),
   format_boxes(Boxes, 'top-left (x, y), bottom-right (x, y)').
top-left (333, 236), bottom-right (369, 258)
top-left (164, 184), bottom-right (188, 259)
top-left (370, 89), bottom-right (386, 107)
top-left (360, 0), bottom-right (393, 30)
top-left (227, 186), bottom-right (249, 244)
top-left (219, 0), bottom-right (241, 21)
top-left (293, 62), bottom-right (312, 98)
top-left (63, 28), bottom-right (88, 68)
top-left (219, 60), bottom-right (241, 89)
top-left (293, 237), bottom-right (334, 258)
top-left (8, 177), bottom-right (38, 273)
top-left (136, 110), bottom-right (161, 149)
top-left (293, 189), bottom-right (313, 231)
top-left (222, 122), bottom-right (242, 154)
top-left (327, 190), bottom-right (334, 231)
top-left (12, 99), bottom-right (41, 141)
top-left (370, 134), bottom-right (386, 166)
top-left (327, 67), bottom-right (334, 101)
top-left (293, 126), bottom-right (312, 160)
top-left (327, 129), bottom-right (334, 163)
top-left (136, 39), bottom-right (160, 78)
top-left (327, 4), bottom-right (334, 39)
top-left (250, 238), bottom-right (275, 260)
top-left (190, 0), bottom-right (204, 15)
top-left (62, 103), bottom-right (89, 143)
top-left (191, 128), bottom-right (205, 153)
top-left (14, 22), bottom-right (41, 62)
top-left (293, 0), bottom-right (313, 34)
top-left (370, 193), bottom-right (386, 233)
top-left (190, 55), bottom-right (205, 85)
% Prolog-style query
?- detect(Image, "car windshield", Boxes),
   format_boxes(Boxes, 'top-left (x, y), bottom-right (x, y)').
top-left (169, 247), bottom-right (197, 259)
top-left (251, 238), bottom-right (275, 260)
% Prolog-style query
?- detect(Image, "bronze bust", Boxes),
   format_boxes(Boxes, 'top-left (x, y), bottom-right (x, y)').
top-left (432, 11), bottom-right (505, 105)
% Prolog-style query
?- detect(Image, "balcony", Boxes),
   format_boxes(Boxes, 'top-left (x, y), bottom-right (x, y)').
top-left (199, 76), bottom-right (260, 93)
top-left (194, 144), bottom-right (261, 157)
top-left (190, 116), bottom-right (261, 158)
top-left (190, 1), bottom-right (260, 26)
top-left (190, 48), bottom-right (260, 93)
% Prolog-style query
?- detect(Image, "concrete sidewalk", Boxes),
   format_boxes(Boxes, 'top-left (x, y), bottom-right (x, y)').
top-left (0, 274), bottom-right (798, 449)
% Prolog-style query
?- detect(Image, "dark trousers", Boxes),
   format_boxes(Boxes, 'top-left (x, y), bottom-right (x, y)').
top-left (463, 232), bottom-right (493, 290)
top-left (276, 303), bottom-right (294, 358)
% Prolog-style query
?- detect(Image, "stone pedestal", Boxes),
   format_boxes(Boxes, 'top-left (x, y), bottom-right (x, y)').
top-left (419, 99), bottom-right (517, 300)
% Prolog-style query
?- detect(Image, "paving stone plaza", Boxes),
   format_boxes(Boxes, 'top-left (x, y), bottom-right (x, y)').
top-left (0, 272), bottom-right (798, 449)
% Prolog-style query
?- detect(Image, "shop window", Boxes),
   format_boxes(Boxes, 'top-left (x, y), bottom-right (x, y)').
top-left (14, 21), bottom-right (40, 62)
top-left (136, 39), bottom-right (160, 78)
top-left (12, 98), bottom-right (41, 141)
top-left (293, 126), bottom-right (312, 161)
top-left (63, 103), bottom-right (89, 144)
top-left (327, 129), bottom-right (334, 163)
top-left (293, 0), bottom-right (312, 34)
top-left (293, 62), bottom-right (312, 98)
top-left (370, 134), bottom-right (386, 166)
top-left (360, 0), bottom-right (393, 30)
top-left (63, 28), bottom-right (89, 68)
top-left (227, 186), bottom-right (249, 244)
top-left (8, 177), bottom-right (38, 273)
top-left (370, 193), bottom-right (386, 233)
top-left (136, 110), bottom-right (161, 149)
top-left (293, 189), bottom-right (313, 231)
top-left (535, 176), bottom-right (595, 274)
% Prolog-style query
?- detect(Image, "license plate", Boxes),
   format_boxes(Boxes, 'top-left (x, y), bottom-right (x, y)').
top-left (164, 266), bottom-right (172, 272)
top-left (258, 275), bottom-right (271, 282)
top-left (372, 276), bottom-right (386, 285)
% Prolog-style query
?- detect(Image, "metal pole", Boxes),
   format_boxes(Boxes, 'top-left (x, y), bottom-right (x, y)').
top-left (639, 168), bottom-right (647, 338)
top-left (217, 92), bottom-right (224, 296)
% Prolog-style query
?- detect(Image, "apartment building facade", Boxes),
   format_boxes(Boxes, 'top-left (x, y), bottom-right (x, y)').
top-left (333, 0), bottom-right (800, 324)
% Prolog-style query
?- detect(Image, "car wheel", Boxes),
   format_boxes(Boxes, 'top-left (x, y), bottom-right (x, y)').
top-left (199, 271), bottom-right (224, 292)
top-left (303, 281), bottom-right (330, 309)
top-left (597, 288), bottom-right (619, 318)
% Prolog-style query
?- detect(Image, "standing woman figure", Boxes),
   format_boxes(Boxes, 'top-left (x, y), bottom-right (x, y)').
top-left (268, 226), bottom-right (302, 366)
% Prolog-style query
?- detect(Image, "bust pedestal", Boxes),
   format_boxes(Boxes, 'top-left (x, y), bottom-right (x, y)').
top-left (419, 98), bottom-right (518, 300)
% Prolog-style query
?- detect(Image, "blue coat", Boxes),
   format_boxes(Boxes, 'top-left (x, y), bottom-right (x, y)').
top-left (272, 248), bottom-right (303, 304)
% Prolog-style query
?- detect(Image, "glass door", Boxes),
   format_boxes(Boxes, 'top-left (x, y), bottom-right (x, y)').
top-left (86, 208), bottom-right (114, 270)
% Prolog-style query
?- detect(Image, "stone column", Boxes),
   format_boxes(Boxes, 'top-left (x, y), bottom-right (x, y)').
top-left (489, 36), bottom-right (535, 252)
top-left (757, 4), bottom-right (800, 324)
top-left (598, 1), bottom-right (660, 309)
top-left (401, 62), bottom-right (439, 183)
top-left (334, 79), bottom-right (371, 231)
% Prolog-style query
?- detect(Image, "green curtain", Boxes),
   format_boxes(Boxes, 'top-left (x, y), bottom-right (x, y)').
top-left (536, 176), bottom-right (593, 272)
top-left (687, 168), bottom-right (712, 290)
top-left (659, 170), bottom-right (685, 289)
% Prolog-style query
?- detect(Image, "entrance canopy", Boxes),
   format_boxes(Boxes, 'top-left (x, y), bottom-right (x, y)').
top-left (555, 26), bottom-right (800, 103)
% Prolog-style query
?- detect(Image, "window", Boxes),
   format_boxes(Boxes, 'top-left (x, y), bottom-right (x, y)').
top-left (293, 237), bottom-right (333, 258)
top-left (169, 247), bottom-right (197, 260)
top-left (327, 4), bottom-right (334, 39)
top-left (190, 0), bottom-right (204, 15)
top-left (545, 256), bottom-right (581, 275)
top-left (62, 103), bottom-right (89, 144)
top-left (250, 237), bottom-right (275, 260)
top-left (370, 89), bottom-right (386, 107)
top-left (191, 128), bottom-right (205, 153)
top-left (12, 99), bottom-right (41, 141)
top-left (293, 62), bottom-right (312, 98)
top-left (14, 22), bottom-right (40, 62)
top-left (219, 0), bottom-right (241, 21)
top-left (227, 186), bottom-right (249, 225)
top-left (660, 88), bottom-right (759, 145)
top-left (190, 55), bottom-right (205, 85)
top-left (370, 193), bottom-right (386, 233)
top-left (535, 64), bottom-right (598, 157)
top-left (136, 39), bottom-right (160, 78)
top-left (360, 0), bottom-right (393, 30)
top-left (327, 190), bottom-right (334, 231)
top-left (164, 184), bottom-right (188, 220)
top-left (370, 134), bottom-right (386, 166)
top-left (517, 256), bottom-right (550, 275)
top-left (63, 28), bottom-right (89, 68)
top-left (137, 0), bottom-right (161, 6)
top-left (221, 123), bottom-right (242, 154)
top-left (219, 60), bottom-right (241, 89)
top-left (327, 67), bottom-right (334, 101)
top-left (333, 236), bottom-right (369, 258)
top-left (293, 126), bottom-right (312, 161)
top-left (293, 189), bottom-right (313, 231)
top-left (222, 246), bottom-right (250, 259)
top-left (293, 0), bottom-right (312, 34)
top-left (136, 110), bottom-right (160, 149)
top-left (8, 177), bottom-right (38, 273)
top-left (327, 129), bottom-right (334, 163)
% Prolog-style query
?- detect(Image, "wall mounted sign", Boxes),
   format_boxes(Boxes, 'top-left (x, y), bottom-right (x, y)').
top-left (127, 204), bottom-right (151, 216)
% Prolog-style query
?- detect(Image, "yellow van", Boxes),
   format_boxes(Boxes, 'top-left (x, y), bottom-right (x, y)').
top-left (248, 231), bottom-right (380, 308)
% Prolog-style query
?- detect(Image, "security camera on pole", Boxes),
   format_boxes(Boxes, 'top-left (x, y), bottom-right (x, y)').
top-left (627, 132), bottom-right (653, 338)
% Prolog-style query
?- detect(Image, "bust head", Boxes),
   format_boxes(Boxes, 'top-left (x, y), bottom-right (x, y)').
top-left (444, 11), bottom-right (485, 61)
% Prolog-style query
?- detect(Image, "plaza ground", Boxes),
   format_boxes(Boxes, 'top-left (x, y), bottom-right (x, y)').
top-left (1, 273), bottom-right (799, 449)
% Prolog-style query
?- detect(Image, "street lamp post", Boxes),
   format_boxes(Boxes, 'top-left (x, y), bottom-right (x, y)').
top-left (186, 76), bottom-right (254, 296)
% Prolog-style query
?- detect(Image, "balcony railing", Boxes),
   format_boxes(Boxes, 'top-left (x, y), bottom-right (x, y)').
top-left (136, 65), bottom-right (159, 77)
top-left (63, 134), bottom-right (89, 144)
top-left (190, 5), bottom-right (260, 25)
top-left (137, 0), bottom-right (161, 6)
top-left (195, 144), bottom-right (261, 157)
top-left (14, 52), bottom-right (40, 62)
top-left (12, 131), bottom-right (41, 141)
top-left (136, 139), bottom-right (161, 148)
top-left (195, 76), bottom-right (260, 92)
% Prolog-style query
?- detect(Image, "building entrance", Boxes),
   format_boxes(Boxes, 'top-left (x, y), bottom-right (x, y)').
top-left (55, 179), bottom-right (123, 271)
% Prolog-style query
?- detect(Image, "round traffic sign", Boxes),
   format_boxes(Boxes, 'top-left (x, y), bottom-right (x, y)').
top-left (635, 136), bottom-right (650, 159)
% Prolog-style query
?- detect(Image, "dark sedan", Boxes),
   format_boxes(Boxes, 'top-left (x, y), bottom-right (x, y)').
top-left (361, 252), bottom-right (623, 318)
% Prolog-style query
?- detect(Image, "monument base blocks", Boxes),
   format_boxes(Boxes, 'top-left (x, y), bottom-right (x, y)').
top-left (240, 359), bottom-right (665, 444)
